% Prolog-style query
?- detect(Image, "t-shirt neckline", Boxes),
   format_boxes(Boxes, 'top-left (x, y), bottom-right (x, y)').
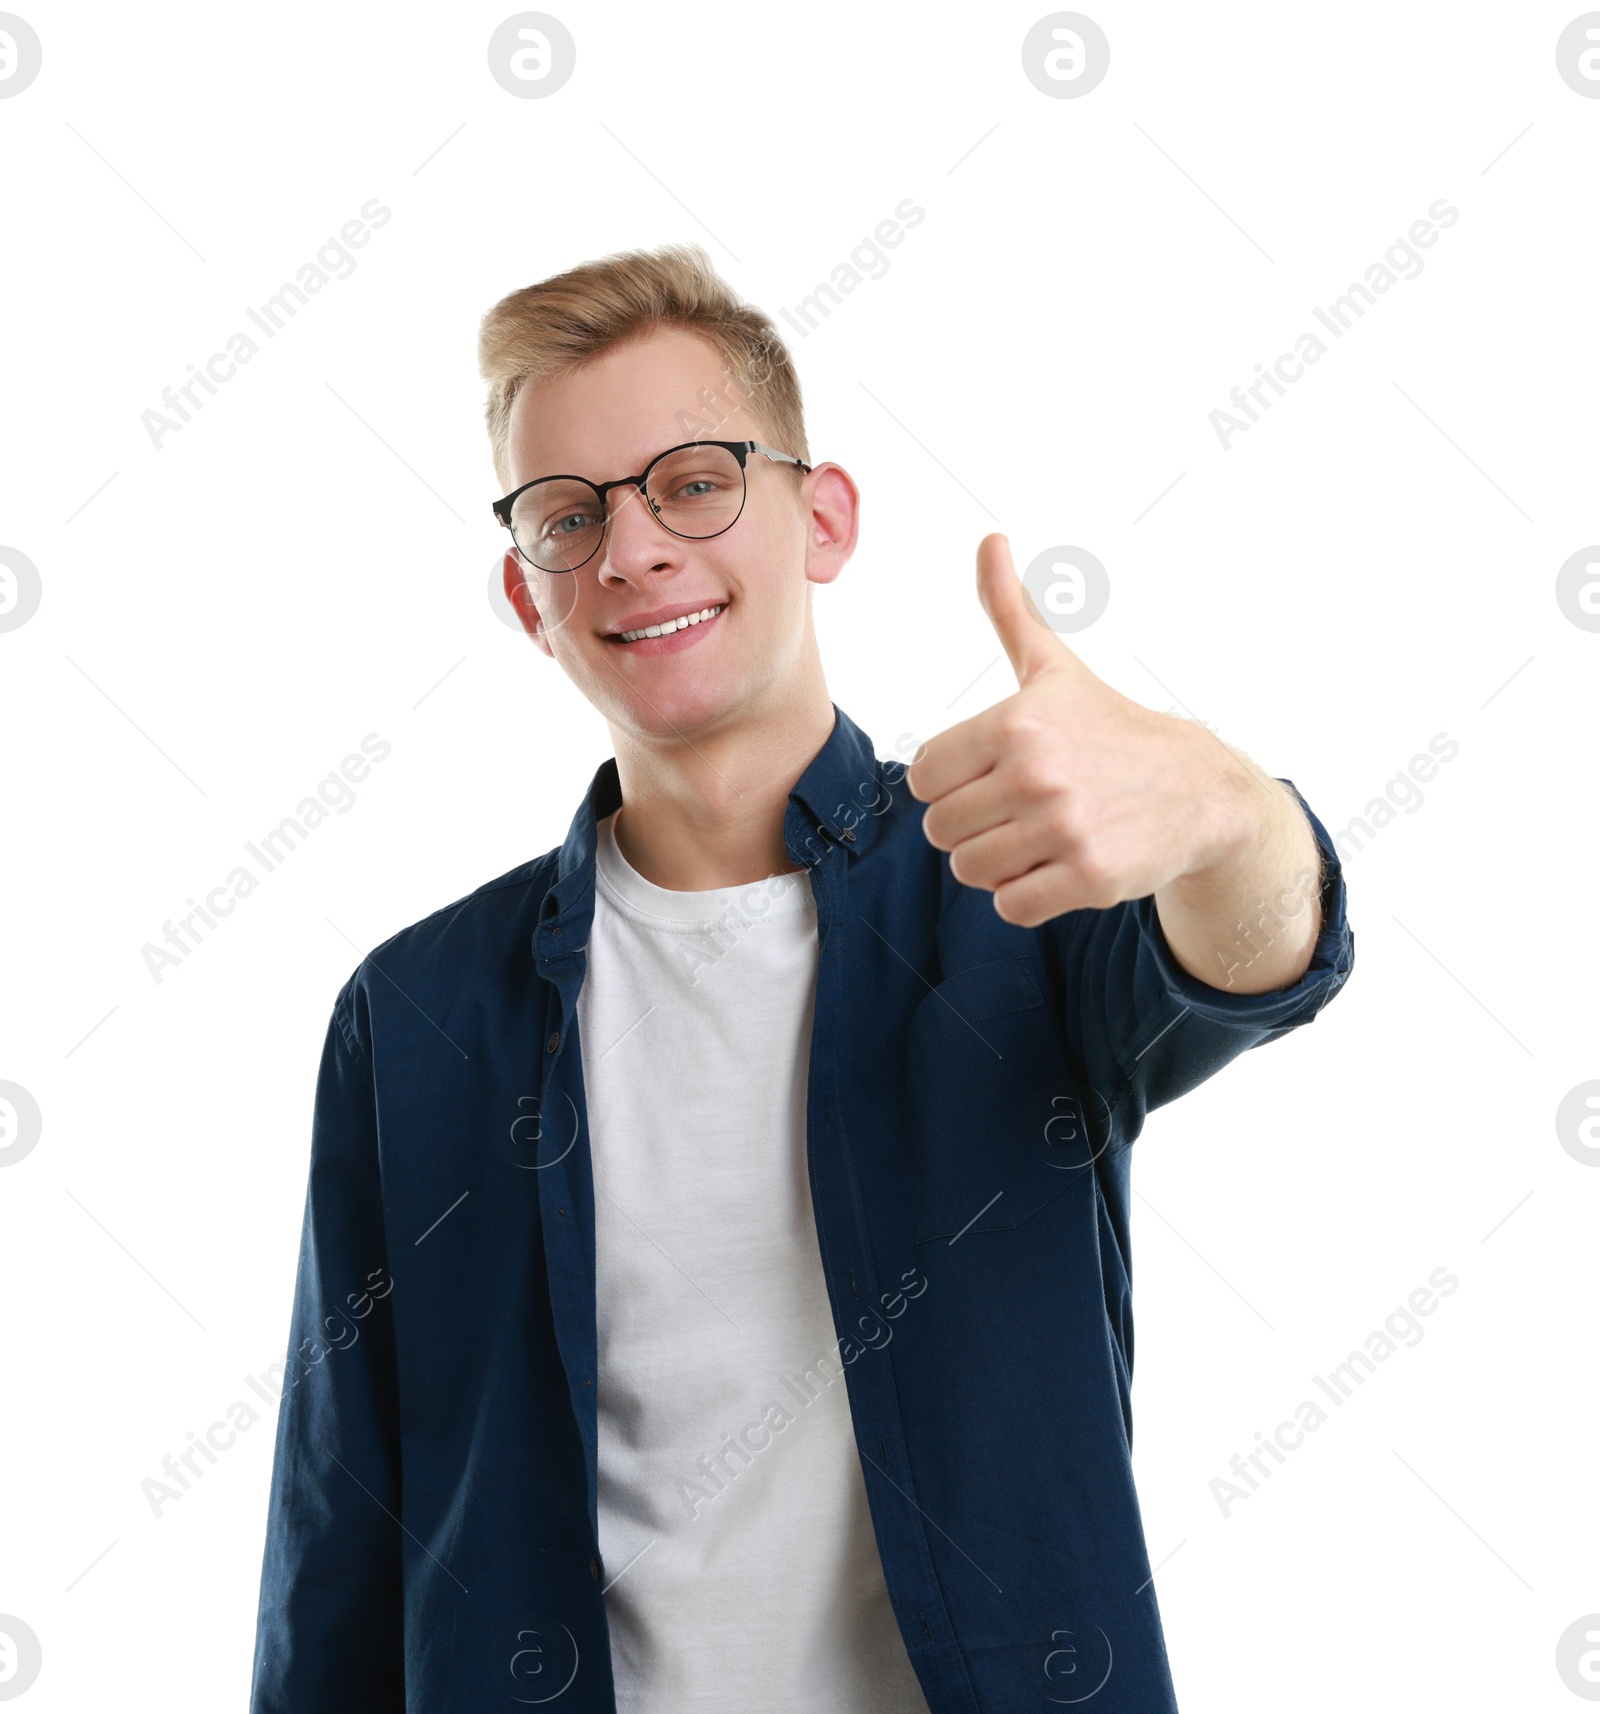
top-left (593, 810), bottom-right (816, 932)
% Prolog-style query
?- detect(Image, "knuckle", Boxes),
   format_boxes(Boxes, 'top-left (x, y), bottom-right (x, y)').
top-left (1076, 854), bottom-right (1119, 906)
top-left (1051, 803), bottom-right (1086, 849)
top-left (1074, 844), bottom-right (1107, 883)
top-left (1017, 764), bottom-right (1059, 806)
top-left (949, 845), bottom-right (988, 889)
top-left (994, 703), bottom-right (1043, 747)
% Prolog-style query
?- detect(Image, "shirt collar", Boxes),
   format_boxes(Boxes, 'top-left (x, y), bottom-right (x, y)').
top-left (782, 701), bottom-right (886, 864)
top-left (536, 702), bottom-right (884, 956)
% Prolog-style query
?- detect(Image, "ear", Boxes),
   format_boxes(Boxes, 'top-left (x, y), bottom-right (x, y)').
top-left (504, 551), bottom-right (552, 658)
top-left (801, 463), bottom-right (860, 590)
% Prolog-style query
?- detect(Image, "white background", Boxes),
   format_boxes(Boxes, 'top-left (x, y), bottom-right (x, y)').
top-left (2, 2), bottom-right (1596, 1709)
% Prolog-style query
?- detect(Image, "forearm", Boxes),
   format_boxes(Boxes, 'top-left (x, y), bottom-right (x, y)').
top-left (1154, 743), bottom-right (1324, 995)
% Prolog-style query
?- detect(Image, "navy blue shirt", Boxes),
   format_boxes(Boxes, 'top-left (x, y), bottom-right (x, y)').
top-left (250, 703), bottom-right (1354, 1712)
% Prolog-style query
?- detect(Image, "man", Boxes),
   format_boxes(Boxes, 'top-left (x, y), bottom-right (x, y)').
top-left (250, 242), bottom-right (1353, 1713)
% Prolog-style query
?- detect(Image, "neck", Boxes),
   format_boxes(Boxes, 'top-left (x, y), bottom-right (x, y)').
top-left (606, 678), bottom-right (836, 892)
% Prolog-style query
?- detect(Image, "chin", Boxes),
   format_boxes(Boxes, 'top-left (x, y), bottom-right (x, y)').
top-left (604, 674), bottom-right (744, 742)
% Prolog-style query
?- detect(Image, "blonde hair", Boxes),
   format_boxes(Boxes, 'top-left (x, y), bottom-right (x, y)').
top-left (476, 242), bottom-right (809, 494)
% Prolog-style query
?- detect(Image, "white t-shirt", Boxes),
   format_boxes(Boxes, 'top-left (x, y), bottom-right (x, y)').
top-left (577, 808), bottom-right (929, 1713)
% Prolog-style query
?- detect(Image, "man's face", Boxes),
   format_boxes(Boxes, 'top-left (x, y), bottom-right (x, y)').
top-left (501, 325), bottom-right (854, 742)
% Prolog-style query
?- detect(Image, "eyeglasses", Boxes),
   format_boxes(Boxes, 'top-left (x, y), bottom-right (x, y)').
top-left (491, 439), bottom-right (813, 574)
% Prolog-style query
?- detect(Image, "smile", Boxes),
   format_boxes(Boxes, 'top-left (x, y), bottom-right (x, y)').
top-left (614, 604), bottom-right (725, 644)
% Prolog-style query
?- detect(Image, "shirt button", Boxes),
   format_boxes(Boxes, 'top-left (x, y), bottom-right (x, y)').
top-left (589, 1557), bottom-right (601, 1580)
top-left (840, 829), bottom-right (856, 843)
top-left (546, 1031), bottom-right (560, 1054)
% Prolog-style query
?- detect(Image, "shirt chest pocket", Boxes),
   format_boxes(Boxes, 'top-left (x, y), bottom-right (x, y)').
top-left (906, 954), bottom-right (1095, 1244)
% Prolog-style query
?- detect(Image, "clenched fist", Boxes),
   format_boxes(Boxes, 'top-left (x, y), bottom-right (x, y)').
top-left (907, 537), bottom-right (1316, 990)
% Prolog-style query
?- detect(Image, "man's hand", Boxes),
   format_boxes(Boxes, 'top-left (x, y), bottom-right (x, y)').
top-left (905, 535), bottom-right (1323, 993)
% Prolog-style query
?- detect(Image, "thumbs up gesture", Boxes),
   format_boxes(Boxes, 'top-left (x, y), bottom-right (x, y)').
top-left (906, 535), bottom-right (1256, 929)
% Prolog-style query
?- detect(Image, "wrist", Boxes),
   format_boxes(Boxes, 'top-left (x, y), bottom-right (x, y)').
top-left (1173, 731), bottom-right (1264, 893)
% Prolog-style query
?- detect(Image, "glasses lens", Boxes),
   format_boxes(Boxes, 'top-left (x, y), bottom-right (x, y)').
top-left (511, 478), bottom-right (605, 572)
top-left (645, 444), bottom-right (744, 538)
top-left (509, 446), bottom-right (747, 572)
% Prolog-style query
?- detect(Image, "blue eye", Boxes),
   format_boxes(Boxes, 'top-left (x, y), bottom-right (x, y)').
top-left (546, 511), bottom-right (597, 538)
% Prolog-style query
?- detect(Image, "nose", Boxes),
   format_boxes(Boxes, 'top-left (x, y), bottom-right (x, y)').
top-left (595, 480), bottom-right (685, 583)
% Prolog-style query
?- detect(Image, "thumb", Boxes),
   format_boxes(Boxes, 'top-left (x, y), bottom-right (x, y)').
top-left (976, 535), bottom-right (1076, 686)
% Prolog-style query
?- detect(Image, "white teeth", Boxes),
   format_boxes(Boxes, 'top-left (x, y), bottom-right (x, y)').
top-left (617, 604), bottom-right (723, 643)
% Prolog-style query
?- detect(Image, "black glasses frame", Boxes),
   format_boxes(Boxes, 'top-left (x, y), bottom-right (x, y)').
top-left (491, 439), bottom-right (813, 572)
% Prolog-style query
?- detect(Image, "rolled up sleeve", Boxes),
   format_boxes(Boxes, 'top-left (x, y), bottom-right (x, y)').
top-left (1043, 778), bottom-right (1354, 1140)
